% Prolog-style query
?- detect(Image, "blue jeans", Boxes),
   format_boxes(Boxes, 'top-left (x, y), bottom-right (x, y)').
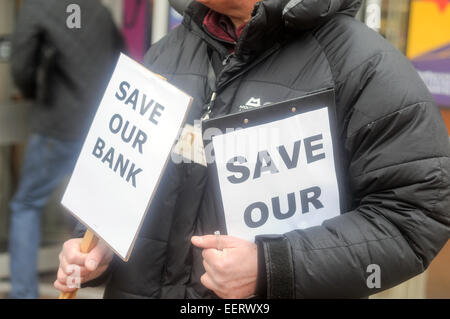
top-left (9, 134), bottom-right (81, 299)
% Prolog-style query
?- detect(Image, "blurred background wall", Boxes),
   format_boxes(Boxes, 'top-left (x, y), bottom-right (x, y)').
top-left (0, 0), bottom-right (448, 298)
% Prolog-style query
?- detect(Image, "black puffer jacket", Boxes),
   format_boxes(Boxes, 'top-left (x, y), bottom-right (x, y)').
top-left (87, 0), bottom-right (450, 298)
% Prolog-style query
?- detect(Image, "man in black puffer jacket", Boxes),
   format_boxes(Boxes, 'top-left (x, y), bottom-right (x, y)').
top-left (56, 0), bottom-right (450, 299)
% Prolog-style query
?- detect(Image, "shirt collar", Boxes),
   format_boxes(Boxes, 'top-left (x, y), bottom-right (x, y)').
top-left (203, 10), bottom-right (247, 45)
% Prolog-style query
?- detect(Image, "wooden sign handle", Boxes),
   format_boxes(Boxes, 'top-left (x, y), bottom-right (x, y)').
top-left (58, 229), bottom-right (98, 299)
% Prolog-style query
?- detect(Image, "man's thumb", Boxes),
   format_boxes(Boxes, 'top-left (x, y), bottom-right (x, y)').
top-left (191, 234), bottom-right (238, 249)
top-left (85, 243), bottom-right (107, 271)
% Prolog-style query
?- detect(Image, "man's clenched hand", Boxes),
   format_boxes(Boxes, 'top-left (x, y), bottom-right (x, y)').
top-left (54, 238), bottom-right (113, 293)
top-left (191, 234), bottom-right (258, 299)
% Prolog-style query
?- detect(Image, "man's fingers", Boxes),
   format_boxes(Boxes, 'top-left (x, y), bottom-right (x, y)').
top-left (56, 267), bottom-right (68, 285)
top-left (54, 279), bottom-right (77, 293)
top-left (56, 238), bottom-right (113, 295)
top-left (57, 238), bottom-right (113, 292)
top-left (191, 235), bottom-right (241, 250)
top-left (202, 258), bottom-right (227, 287)
top-left (200, 272), bottom-right (229, 299)
top-left (63, 241), bottom-right (86, 265)
top-left (60, 254), bottom-right (89, 277)
top-left (54, 266), bottom-right (86, 293)
top-left (200, 273), bottom-right (217, 292)
top-left (201, 248), bottom-right (225, 268)
top-left (192, 235), bottom-right (221, 249)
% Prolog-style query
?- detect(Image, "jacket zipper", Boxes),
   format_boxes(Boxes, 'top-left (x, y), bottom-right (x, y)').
top-left (201, 44), bottom-right (280, 122)
top-left (216, 43), bottom-right (281, 93)
top-left (192, 17), bottom-right (282, 122)
top-left (222, 53), bottom-right (233, 66)
top-left (201, 52), bottom-right (233, 121)
top-left (202, 23), bottom-right (237, 46)
top-left (201, 91), bottom-right (217, 121)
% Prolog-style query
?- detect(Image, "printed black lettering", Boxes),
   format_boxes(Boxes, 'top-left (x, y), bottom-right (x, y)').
top-left (114, 153), bottom-right (130, 178)
top-left (109, 114), bottom-right (123, 134)
top-left (149, 103), bottom-right (165, 125)
top-left (92, 137), bottom-right (105, 158)
top-left (92, 138), bottom-right (143, 188)
top-left (132, 130), bottom-right (147, 154)
top-left (109, 115), bottom-right (147, 154)
top-left (126, 163), bottom-right (143, 188)
top-left (272, 192), bottom-right (296, 220)
top-left (125, 88), bottom-right (139, 110)
top-left (102, 147), bottom-right (115, 169)
top-left (300, 186), bottom-right (324, 213)
top-left (115, 81), bottom-right (130, 101)
top-left (304, 134), bottom-right (325, 164)
top-left (278, 140), bottom-right (301, 169)
top-left (244, 202), bottom-right (269, 228)
top-left (139, 94), bottom-right (155, 116)
top-left (227, 156), bottom-right (251, 184)
top-left (121, 121), bottom-right (137, 143)
top-left (117, 82), bottom-right (166, 126)
top-left (253, 150), bottom-right (279, 179)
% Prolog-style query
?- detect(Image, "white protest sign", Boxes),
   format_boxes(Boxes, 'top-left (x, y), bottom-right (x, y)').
top-left (62, 53), bottom-right (192, 261)
top-left (212, 107), bottom-right (340, 242)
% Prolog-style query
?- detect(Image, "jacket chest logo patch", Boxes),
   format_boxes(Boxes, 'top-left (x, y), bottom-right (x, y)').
top-left (239, 97), bottom-right (262, 110)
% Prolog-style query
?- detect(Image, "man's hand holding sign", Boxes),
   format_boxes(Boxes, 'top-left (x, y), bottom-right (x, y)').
top-left (55, 54), bottom-right (192, 298)
top-left (193, 91), bottom-right (340, 298)
top-left (191, 234), bottom-right (258, 299)
top-left (55, 235), bottom-right (113, 296)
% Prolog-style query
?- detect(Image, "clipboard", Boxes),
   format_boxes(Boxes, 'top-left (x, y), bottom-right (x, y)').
top-left (201, 88), bottom-right (344, 240)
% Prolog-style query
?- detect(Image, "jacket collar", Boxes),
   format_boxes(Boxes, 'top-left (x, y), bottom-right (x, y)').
top-left (183, 0), bottom-right (361, 59)
top-left (203, 9), bottom-right (247, 47)
top-left (282, 0), bottom-right (361, 32)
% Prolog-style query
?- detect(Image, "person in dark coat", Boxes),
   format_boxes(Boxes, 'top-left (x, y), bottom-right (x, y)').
top-left (9, 0), bottom-right (122, 298)
top-left (55, 0), bottom-right (450, 299)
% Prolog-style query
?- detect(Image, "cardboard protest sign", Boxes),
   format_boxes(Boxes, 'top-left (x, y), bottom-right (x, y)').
top-left (62, 53), bottom-right (192, 261)
top-left (202, 90), bottom-right (341, 242)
